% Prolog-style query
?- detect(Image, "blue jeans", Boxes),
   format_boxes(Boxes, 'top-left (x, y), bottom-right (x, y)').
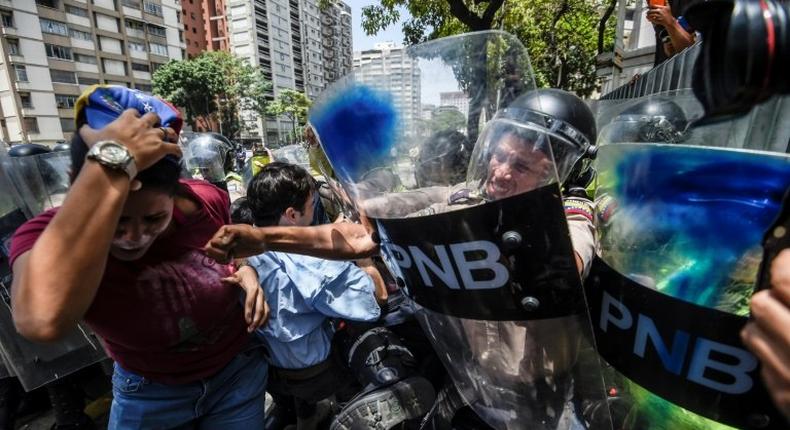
top-left (109, 348), bottom-right (267, 430)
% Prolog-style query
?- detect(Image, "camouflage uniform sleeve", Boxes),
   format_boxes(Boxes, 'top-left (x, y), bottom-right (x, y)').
top-left (564, 196), bottom-right (597, 279)
top-left (362, 186), bottom-right (450, 218)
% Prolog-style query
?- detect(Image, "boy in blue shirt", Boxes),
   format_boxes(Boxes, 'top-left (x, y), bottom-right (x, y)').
top-left (241, 162), bottom-right (386, 429)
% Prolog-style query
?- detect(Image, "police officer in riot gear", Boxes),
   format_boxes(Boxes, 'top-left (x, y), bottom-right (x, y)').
top-left (599, 97), bottom-right (689, 145)
top-left (410, 89), bottom-right (601, 429)
top-left (182, 132), bottom-right (236, 192)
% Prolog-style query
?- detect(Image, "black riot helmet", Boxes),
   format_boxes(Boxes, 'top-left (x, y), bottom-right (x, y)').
top-left (492, 89), bottom-right (598, 186)
top-left (600, 98), bottom-right (689, 144)
top-left (52, 142), bottom-right (70, 152)
top-left (8, 143), bottom-right (51, 157)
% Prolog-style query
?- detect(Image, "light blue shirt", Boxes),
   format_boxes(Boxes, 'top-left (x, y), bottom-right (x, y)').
top-left (248, 252), bottom-right (381, 369)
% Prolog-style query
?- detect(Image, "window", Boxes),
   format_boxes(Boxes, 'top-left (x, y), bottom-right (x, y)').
top-left (147, 24), bottom-right (166, 37)
top-left (103, 59), bottom-right (127, 75)
top-left (78, 76), bottom-right (100, 85)
top-left (125, 19), bottom-right (145, 31)
top-left (136, 83), bottom-right (152, 93)
top-left (131, 62), bottom-right (149, 72)
top-left (19, 92), bottom-right (32, 108)
top-left (74, 53), bottom-right (97, 64)
top-left (55, 94), bottom-right (78, 109)
top-left (128, 41), bottom-right (146, 52)
top-left (143, 2), bottom-right (163, 16)
top-left (40, 18), bottom-right (69, 36)
top-left (149, 42), bottom-right (168, 56)
top-left (45, 44), bottom-right (73, 60)
top-left (190, 12), bottom-right (195, 19)
top-left (7, 38), bottom-right (19, 55)
top-left (50, 69), bottom-right (77, 84)
top-left (150, 62), bottom-right (164, 72)
top-left (14, 65), bottom-right (27, 82)
top-left (60, 118), bottom-right (76, 132)
top-left (122, 0), bottom-right (141, 8)
top-left (1, 10), bottom-right (13, 28)
top-left (24, 117), bottom-right (39, 134)
top-left (65, 5), bottom-right (88, 17)
top-left (35, 0), bottom-right (58, 8)
top-left (69, 28), bottom-right (93, 40)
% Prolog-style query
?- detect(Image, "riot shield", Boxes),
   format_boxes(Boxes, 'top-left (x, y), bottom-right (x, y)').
top-left (309, 31), bottom-right (612, 429)
top-left (4, 150), bottom-right (71, 217)
top-left (0, 145), bottom-right (107, 391)
top-left (590, 93), bottom-right (790, 429)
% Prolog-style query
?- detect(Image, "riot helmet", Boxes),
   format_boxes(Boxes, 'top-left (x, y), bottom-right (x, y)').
top-left (468, 89), bottom-right (597, 199)
top-left (600, 98), bottom-right (689, 144)
top-left (415, 130), bottom-right (470, 187)
top-left (8, 143), bottom-right (51, 157)
top-left (52, 142), bottom-right (71, 152)
top-left (182, 132), bottom-right (235, 189)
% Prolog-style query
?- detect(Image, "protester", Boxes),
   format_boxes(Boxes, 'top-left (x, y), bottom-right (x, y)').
top-left (8, 86), bottom-right (377, 429)
top-left (241, 162), bottom-right (385, 429)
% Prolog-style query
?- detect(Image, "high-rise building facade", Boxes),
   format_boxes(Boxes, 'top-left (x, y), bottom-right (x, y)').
top-left (227, 0), bottom-right (351, 145)
top-left (353, 42), bottom-right (420, 136)
top-left (0, 0), bottom-right (184, 145)
top-left (439, 91), bottom-right (469, 117)
top-left (181, 0), bottom-right (229, 58)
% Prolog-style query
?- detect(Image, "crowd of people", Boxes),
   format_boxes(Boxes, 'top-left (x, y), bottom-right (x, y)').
top-left (2, 34), bottom-right (790, 429)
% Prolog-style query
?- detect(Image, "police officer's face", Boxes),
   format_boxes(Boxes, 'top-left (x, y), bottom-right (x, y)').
top-left (485, 133), bottom-right (552, 199)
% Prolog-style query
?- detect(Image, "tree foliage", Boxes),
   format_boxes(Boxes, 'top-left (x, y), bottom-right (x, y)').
top-left (265, 89), bottom-right (312, 141)
top-left (152, 51), bottom-right (270, 138)
top-left (361, 0), bottom-right (616, 97)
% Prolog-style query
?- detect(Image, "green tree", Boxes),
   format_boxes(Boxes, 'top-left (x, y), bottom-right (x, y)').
top-left (430, 108), bottom-right (466, 133)
top-left (153, 51), bottom-right (270, 138)
top-left (362, 0), bottom-right (615, 97)
top-left (265, 89), bottom-right (312, 144)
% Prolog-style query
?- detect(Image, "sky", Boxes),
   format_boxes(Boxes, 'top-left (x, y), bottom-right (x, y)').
top-left (348, 1), bottom-right (461, 105)
top-left (350, 1), bottom-right (409, 52)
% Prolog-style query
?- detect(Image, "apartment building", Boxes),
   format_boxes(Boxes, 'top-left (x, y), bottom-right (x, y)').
top-left (353, 42), bottom-right (420, 136)
top-left (439, 91), bottom-right (469, 118)
top-left (181, 0), bottom-right (228, 58)
top-left (227, 0), bottom-right (351, 145)
top-left (0, 0), bottom-right (184, 145)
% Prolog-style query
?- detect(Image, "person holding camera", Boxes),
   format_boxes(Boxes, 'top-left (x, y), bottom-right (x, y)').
top-left (646, 0), bottom-right (696, 65)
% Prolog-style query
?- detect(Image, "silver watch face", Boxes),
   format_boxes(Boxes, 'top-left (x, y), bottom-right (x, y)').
top-left (99, 142), bottom-right (128, 164)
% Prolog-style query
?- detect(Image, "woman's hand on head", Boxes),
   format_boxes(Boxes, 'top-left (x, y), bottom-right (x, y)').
top-left (79, 109), bottom-right (182, 172)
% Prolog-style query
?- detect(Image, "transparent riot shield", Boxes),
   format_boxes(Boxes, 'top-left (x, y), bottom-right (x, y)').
top-left (0, 146), bottom-right (107, 391)
top-left (590, 93), bottom-right (790, 429)
top-left (5, 151), bottom-right (71, 217)
top-left (310, 31), bottom-right (612, 430)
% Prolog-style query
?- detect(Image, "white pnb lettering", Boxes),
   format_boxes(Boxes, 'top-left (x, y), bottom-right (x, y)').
top-left (450, 241), bottom-right (509, 290)
top-left (600, 292), bottom-right (756, 395)
top-left (381, 240), bottom-right (509, 290)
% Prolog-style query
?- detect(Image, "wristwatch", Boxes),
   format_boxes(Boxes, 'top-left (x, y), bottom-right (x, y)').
top-left (86, 140), bottom-right (137, 179)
